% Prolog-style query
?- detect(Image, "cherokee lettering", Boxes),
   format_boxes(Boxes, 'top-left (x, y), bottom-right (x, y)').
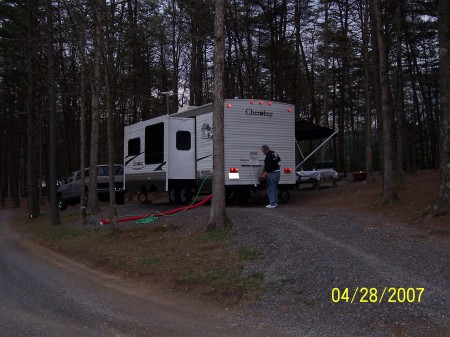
top-left (245, 108), bottom-right (274, 117)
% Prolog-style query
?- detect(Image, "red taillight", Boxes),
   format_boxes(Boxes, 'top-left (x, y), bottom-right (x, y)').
top-left (284, 167), bottom-right (293, 173)
top-left (229, 167), bottom-right (239, 173)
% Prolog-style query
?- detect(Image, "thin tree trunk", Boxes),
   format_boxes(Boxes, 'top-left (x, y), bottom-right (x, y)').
top-left (395, 0), bottom-right (405, 188)
top-left (102, 0), bottom-right (118, 232)
top-left (47, 0), bottom-right (60, 226)
top-left (88, 0), bottom-right (102, 213)
top-left (433, 0), bottom-right (450, 213)
top-left (361, 0), bottom-right (374, 182)
top-left (26, 0), bottom-right (40, 218)
top-left (208, 0), bottom-right (227, 230)
top-left (372, 0), bottom-right (398, 204)
top-left (79, 21), bottom-right (87, 225)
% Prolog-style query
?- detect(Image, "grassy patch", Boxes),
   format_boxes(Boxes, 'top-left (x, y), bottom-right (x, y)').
top-left (21, 213), bottom-right (263, 303)
top-left (238, 247), bottom-right (264, 261)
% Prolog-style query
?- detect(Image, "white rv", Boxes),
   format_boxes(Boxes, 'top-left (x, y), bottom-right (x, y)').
top-left (123, 99), bottom-right (296, 203)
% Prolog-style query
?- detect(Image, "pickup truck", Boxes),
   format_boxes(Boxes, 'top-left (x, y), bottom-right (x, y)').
top-left (57, 164), bottom-right (126, 210)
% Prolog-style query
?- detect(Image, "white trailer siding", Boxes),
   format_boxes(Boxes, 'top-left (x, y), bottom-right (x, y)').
top-left (124, 99), bottom-right (296, 200)
top-left (223, 99), bottom-right (296, 186)
top-left (123, 115), bottom-right (168, 192)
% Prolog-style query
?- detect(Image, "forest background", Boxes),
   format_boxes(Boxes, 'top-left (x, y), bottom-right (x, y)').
top-left (0, 0), bottom-right (448, 220)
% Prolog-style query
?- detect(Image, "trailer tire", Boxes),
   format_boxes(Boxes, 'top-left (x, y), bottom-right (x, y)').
top-left (226, 187), bottom-right (251, 205)
top-left (169, 186), bottom-right (180, 203)
top-left (116, 192), bottom-right (125, 205)
top-left (180, 187), bottom-right (192, 204)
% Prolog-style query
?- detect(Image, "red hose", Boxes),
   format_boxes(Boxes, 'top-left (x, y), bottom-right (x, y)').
top-left (100, 194), bottom-right (212, 225)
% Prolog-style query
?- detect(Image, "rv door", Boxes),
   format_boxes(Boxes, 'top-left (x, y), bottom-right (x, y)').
top-left (167, 117), bottom-right (196, 181)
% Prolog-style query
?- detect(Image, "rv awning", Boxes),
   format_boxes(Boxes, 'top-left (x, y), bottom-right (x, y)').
top-left (295, 120), bottom-right (335, 141)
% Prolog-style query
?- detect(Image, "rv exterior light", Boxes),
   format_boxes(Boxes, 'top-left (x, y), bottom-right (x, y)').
top-left (267, 101), bottom-right (272, 106)
top-left (229, 167), bottom-right (240, 179)
top-left (284, 167), bottom-right (293, 173)
top-left (250, 100), bottom-right (254, 104)
top-left (259, 101), bottom-right (263, 105)
top-left (287, 108), bottom-right (292, 113)
top-left (226, 103), bottom-right (232, 108)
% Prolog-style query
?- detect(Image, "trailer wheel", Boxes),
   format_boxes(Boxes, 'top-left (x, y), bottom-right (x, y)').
top-left (169, 186), bottom-right (180, 203)
top-left (180, 187), bottom-right (193, 204)
top-left (226, 187), bottom-right (251, 205)
top-left (116, 192), bottom-right (125, 205)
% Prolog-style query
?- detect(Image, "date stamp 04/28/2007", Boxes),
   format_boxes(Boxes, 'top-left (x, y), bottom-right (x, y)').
top-left (331, 287), bottom-right (425, 303)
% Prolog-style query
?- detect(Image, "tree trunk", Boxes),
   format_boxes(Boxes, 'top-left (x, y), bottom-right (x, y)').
top-left (321, 0), bottom-right (330, 160)
top-left (88, 0), bottom-right (102, 213)
top-left (395, 0), bottom-right (405, 188)
top-left (102, 0), bottom-right (118, 232)
top-left (372, 0), bottom-right (398, 204)
top-left (361, 0), bottom-right (374, 182)
top-left (433, 0), bottom-right (450, 213)
top-left (26, 0), bottom-right (40, 219)
top-left (46, 0), bottom-right (60, 226)
top-left (208, 0), bottom-right (227, 230)
top-left (79, 20), bottom-right (87, 225)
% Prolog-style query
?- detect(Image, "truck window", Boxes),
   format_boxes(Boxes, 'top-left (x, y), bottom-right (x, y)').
top-left (145, 123), bottom-right (164, 164)
top-left (128, 138), bottom-right (140, 156)
top-left (114, 166), bottom-right (124, 175)
top-left (176, 131), bottom-right (191, 151)
top-left (98, 166), bottom-right (108, 176)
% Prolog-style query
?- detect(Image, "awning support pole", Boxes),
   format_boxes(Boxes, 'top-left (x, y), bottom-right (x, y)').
top-left (296, 129), bottom-right (338, 170)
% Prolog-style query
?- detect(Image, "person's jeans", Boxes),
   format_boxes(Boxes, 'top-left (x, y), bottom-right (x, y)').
top-left (267, 171), bottom-right (280, 206)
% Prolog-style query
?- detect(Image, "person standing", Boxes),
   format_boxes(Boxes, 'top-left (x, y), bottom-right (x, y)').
top-left (261, 145), bottom-right (281, 208)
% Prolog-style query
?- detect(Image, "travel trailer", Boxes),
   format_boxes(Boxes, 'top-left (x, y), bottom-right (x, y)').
top-left (123, 99), bottom-right (296, 203)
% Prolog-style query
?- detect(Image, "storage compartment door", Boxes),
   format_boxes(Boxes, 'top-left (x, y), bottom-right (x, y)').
top-left (167, 118), bottom-right (196, 179)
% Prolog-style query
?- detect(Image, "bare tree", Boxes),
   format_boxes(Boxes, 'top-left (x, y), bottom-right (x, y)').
top-left (102, 0), bottom-right (118, 231)
top-left (433, 0), bottom-right (450, 214)
top-left (360, 0), bottom-right (375, 182)
top-left (208, 0), bottom-right (227, 230)
top-left (372, 0), bottom-right (398, 204)
top-left (79, 17), bottom-right (88, 225)
top-left (88, 0), bottom-right (102, 213)
top-left (46, 0), bottom-right (60, 226)
top-left (26, 0), bottom-right (40, 218)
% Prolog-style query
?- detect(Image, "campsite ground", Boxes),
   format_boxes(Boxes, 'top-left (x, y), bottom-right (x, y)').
top-left (5, 169), bottom-right (450, 336)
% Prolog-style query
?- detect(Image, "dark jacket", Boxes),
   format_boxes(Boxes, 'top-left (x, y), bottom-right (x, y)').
top-left (264, 150), bottom-right (281, 173)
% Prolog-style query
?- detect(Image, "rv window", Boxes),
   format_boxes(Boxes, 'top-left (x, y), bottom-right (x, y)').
top-left (145, 123), bottom-right (164, 164)
top-left (176, 131), bottom-right (191, 151)
top-left (128, 138), bottom-right (141, 156)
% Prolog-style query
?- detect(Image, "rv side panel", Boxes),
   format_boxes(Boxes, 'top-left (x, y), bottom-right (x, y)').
top-left (223, 99), bottom-right (296, 187)
top-left (123, 115), bottom-right (168, 194)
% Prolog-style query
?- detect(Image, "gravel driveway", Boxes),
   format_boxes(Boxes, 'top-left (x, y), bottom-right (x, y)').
top-left (115, 192), bottom-right (449, 336)
top-left (9, 188), bottom-right (449, 337)
top-left (227, 202), bottom-right (450, 337)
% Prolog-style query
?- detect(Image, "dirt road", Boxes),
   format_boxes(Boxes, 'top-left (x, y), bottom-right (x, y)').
top-left (0, 209), bottom-right (276, 337)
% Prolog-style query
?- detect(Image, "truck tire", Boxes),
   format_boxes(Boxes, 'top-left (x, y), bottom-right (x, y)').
top-left (58, 198), bottom-right (67, 211)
